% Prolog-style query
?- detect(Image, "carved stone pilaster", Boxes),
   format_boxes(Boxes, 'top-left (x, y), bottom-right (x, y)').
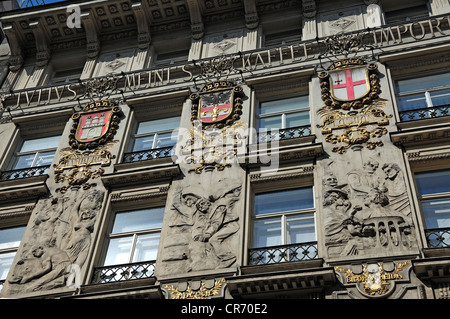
top-left (80, 10), bottom-right (100, 58)
top-left (132, 1), bottom-right (151, 50)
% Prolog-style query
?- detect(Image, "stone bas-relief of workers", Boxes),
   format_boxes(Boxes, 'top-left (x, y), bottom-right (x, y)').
top-left (323, 160), bottom-right (417, 258)
top-left (3, 188), bottom-right (104, 295)
top-left (161, 185), bottom-right (241, 274)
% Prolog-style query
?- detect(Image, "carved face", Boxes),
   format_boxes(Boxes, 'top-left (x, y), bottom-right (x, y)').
top-left (183, 194), bottom-right (198, 207)
top-left (196, 199), bottom-right (211, 213)
top-left (363, 160), bottom-right (379, 174)
top-left (383, 164), bottom-right (399, 179)
top-left (323, 174), bottom-right (338, 187)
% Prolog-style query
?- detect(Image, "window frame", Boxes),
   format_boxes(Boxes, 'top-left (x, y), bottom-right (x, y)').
top-left (251, 186), bottom-right (316, 249)
top-left (7, 135), bottom-right (61, 171)
top-left (256, 95), bottom-right (310, 131)
top-left (394, 71), bottom-right (450, 111)
top-left (101, 206), bottom-right (164, 266)
top-left (128, 116), bottom-right (181, 153)
top-left (0, 225), bottom-right (27, 282)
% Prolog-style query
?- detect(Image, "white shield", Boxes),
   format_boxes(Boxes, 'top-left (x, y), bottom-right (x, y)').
top-left (330, 67), bottom-right (370, 102)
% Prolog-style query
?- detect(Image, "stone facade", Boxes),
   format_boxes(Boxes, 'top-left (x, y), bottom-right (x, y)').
top-left (0, 0), bottom-right (449, 300)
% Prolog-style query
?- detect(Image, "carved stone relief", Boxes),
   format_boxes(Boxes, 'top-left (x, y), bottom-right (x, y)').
top-left (2, 187), bottom-right (104, 295)
top-left (322, 154), bottom-right (418, 259)
top-left (158, 180), bottom-right (242, 276)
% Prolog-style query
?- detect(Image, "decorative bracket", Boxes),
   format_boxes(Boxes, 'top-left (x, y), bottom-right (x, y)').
top-left (187, 0), bottom-right (204, 40)
top-left (244, 0), bottom-right (259, 29)
top-left (81, 9), bottom-right (100, 58)
top-left (2, 23), bottom-right (24, 71)
top-left (29, 18), bottom-right (50, 67)
top-left (132, 1), bottom-right (152, 50)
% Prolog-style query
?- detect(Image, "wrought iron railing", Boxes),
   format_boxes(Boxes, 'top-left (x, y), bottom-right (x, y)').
top-left (248, 242), bottom-right (318, 265)
top-left (257, 125), bottom-right (312, 143)
top-left (122, 146), bottom-right (174, 163)
top-left (91, 260), bottom-right (156, 284)
top-left (0, 165), bottom-right (50, 181)
top-left (398, 104), bottom-right (450, 122)
top-left (425, 227), bottom-right (450, 248)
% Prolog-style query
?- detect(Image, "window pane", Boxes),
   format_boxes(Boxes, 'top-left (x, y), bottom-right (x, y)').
top-left (253, 218), bottom-right (281, 248)
top-left (13, 154), bottom-right (36, 169)
top-left (0, 226), bottom-right (26, 250)
top-left (259, 96), bottom-right (309, 115)
top-left (396, 73), bottom-right (450, 94)
top-left (415, 170), bottom-right (450, 195)
top-left (34, 151), bottom-right (56, 167)
top-left (132, 136), bottom-right (155, 152)
top-left (103, 237), bottom-right (133, 266)
top-left (154, 132), bottom-right (177, 148)
top-left (430, 89), bottom-right (450, 107)
top-left (255, 188), bottom-right (314, 216)
top-left (285, 112), bottom-right (310, 127)
top-left (286, 214), bottom-right (315, 244)
top-left (132, 233), bottom-right (160, 262)
top-left (258, 116), bottom-right (282, 130)
top-left (421, 199), bottom-right (450, 229)
top-left (20, 136), bottom-right (60, 152)
top-left (136, 117), bottom-right (180, 135)
top-left (397, 94), bottom-right (427, 111)
top-left (0, 252), bottom-right (17, 280)
top-left (112, 207), bottom-right (164, 234)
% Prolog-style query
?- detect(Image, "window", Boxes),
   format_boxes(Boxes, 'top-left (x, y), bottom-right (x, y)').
top-left (395, 72), bottom-right (450, 116)
top-left (250, 188), bottom-right (316, 264)
top-left (257, 96), bottom-right (310, 142)
top-left (384, 4), bottom-right (429, 24)
top-left (0, 226), bottom-right (26, 287)
top-left (49, 67), bottom-right (83, 85)
top-left (414, 170), bottom-right (450, 248)
top-left (130, 116), bottom-right (180, 152)
top-left (9, 135), bottom-right (60, 171)
top-left (103, 207), bottom-right (164, 266)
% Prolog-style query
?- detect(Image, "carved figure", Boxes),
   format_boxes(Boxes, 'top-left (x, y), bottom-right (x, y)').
top-left (163, 185), bottom-right (241, 273)
top-left (3, 188), bottom-right (104, 295)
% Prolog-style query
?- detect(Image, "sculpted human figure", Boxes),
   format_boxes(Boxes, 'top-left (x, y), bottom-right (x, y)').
top-left (347, 160), bottom-right (384, 205)
top-left (8, 245), bottom-right (70, 292)
top-left (382, 163), bottom-right (411, 220)
top-left (64, 189), bottom-right (103, 267)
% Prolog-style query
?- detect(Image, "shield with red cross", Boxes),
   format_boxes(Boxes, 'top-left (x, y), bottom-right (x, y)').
top-left (329, 67), bottom-right (370, 102)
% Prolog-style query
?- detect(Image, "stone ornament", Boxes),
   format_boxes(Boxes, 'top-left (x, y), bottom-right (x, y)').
top-left (335, 261), bottom-right (412, 298)
top-left (159, 184), bottom-right (242, 275)
top-left (3, 188), bottom-right (104, 295)
top-left (323, 159), bottom-right (417, 258)
top-left (163, 278), bottom-right (226, 299)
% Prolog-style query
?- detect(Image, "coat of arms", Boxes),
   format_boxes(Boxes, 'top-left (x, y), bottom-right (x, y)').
top-left (190, 81), bottom-right (243, 128)
top-left (69, 99), bottom-right (123, 150)
top-left (319, 58), bottom-right (380, 110)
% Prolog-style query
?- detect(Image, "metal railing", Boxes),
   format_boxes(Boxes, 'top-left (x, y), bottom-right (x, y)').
top-left (398, 104), bottom-right (450, 122)
top-left (0, 165), bottom-right (50, 181)
top-left (257, 125), bottom-right (312, 143)
top-left (122, 146), bottom-right (174, 163)
top-left (91, 260), bottom-right (156, 284)
top-left (425, 227), bottom-right (450, 248)
top-left (248, 242), bottom-right (318, 265)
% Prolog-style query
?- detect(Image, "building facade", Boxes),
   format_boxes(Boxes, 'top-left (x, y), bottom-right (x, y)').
top-left (0, 0), bottom-right (449, 299)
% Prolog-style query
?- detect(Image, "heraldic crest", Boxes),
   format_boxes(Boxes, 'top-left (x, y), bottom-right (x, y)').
top-left (69, 99), bottom-right (123, 150)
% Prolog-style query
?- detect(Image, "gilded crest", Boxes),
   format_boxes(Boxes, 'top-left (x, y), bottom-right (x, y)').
top-left (190, 81), bottom-right (243, 129)
top-left (69, 99), bottom-right (122, 150)
top-left (319, 58), bottom-right (381, 110)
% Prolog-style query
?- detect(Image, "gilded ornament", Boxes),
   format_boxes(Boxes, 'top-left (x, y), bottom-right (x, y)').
top-left (164, 278), bottom-right (226, 299)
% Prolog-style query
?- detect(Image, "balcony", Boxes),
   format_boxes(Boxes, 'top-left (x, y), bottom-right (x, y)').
top-left (248, 242), bottom-right (318, 266)
top-left (398, 104), bottom-right (450, 122)
top-left (425, 227), bottom-right (450, 249)
top-left (257, 125), bottom-right (312, 143)
top-left (122, 146), bottom-right (174, 163)
top-left (0, 165), bottom-right (50, 181)
top-left (91, 260), bottom-right (156, 285)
